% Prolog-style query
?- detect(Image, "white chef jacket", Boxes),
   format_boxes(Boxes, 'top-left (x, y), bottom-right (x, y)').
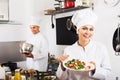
top-left (56, 41), bottom-right (111, 80)
top-left (25, 32), bottom-right (49, 71)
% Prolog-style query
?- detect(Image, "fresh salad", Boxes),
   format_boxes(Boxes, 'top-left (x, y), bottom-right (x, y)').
top-left (64, 59), bottom-right (92, 70)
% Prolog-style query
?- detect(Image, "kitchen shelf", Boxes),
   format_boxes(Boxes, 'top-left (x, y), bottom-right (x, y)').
top-left (0, 21), bottom-right (23, 25)
top-left (45, 6), bottom-right (90, 15)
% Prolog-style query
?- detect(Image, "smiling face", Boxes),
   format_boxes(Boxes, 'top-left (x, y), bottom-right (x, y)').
top-left (78, 25), bottom-right (94, 45)
top-left (30, 25), bottom-right (40, 34)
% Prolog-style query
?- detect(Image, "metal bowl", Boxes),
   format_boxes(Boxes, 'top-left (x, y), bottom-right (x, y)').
top-left (21, 43), bottom-right (33, 53)
top-left (43, 75), bottom-right (56, 80)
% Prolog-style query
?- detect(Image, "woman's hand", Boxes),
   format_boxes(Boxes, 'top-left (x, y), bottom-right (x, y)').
top-left (90, 61), bottom-right (96, 68)
top-left (58, 55), bottom-right (69, 62)
top-left (89, 61), bottom-right (96, 75)
top-left (57, 55), bottom-right (69, 71)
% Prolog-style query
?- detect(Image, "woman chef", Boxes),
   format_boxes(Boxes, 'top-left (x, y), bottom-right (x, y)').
top-left (56, 9), bottom-right (111, 80)
top-left (20, 17), bottom-right (49, 72)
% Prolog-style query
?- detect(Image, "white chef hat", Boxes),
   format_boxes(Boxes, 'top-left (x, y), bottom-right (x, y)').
top-left (28, 16), bottom-right (41, 27)
top-left (71, 9), bottom-right (98, 33)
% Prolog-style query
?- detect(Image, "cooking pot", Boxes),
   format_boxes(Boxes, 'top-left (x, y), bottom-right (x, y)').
top-left (21, 43), bottom-right (33, 53)
top-left (2, 66), bottom-right (10, 72)
top-left (64, 0), bottom-right (75, 8)
top-left (1, 62), bottom-right (17, 72)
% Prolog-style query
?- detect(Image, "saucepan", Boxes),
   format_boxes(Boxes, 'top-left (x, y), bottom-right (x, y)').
top-left (64, 0), bottom-right (75, 8)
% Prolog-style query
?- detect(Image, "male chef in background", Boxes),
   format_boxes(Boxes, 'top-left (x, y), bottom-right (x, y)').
top-left (20, 16), bottom-right (49, 72)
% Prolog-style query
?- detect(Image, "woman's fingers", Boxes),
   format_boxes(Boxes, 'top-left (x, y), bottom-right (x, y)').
top-left (90, 61), bottom-right (96, 66)
top-left (89, 61), bottom-right (96, 69)
top-left (58, 55), bottom-right (69, 62)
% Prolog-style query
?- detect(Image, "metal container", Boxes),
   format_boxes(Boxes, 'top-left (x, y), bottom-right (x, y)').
top-left (21, 43), bottom-right (33, 53)
top-left (64, 0), bottom-right (75, 8)
top-left (43, 76), bottom-right (57, 80)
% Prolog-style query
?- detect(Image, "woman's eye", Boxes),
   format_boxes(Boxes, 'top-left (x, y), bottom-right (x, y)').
top-left (81, 26), bottom-right (94, 31)
top-left (82, 28), bottom-right (94, 31)
top-left (82, 27), bottom-right (87, 30)
top-left (89, 28), bottom-right (94, 31)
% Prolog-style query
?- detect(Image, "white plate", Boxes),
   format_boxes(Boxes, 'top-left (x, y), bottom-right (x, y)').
top-left (63, 59), bottom-right (95, 72)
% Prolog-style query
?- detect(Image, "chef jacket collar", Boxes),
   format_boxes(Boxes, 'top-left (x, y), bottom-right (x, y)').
top-left (76, 40), bottom-right (93, 50)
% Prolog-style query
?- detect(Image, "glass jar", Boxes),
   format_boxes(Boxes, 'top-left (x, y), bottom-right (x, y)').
top-left (5, 71), bottom-right (12, 80)
top-left (75, 0), bottom-right (82, 7)
top-left (82, 0), bottom-right (89, 6)
top-left (14, 69), bottom-right (22, 80)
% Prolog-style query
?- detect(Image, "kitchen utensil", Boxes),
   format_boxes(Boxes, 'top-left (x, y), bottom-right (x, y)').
top-left (64, 0), bottom-right (75, 8)
top-left (113, 24), bottom-right (120, 53)
top-left (21, 43), bottom-right (33, 53)
top-left (112, 15), bottom-right (120, 56)
top-left (54, 0), bottom-right (64, 9)
top-left (0, 67), bottom-right (5, 79)
top-left (43, 75), bottom-right (56, 80)
top-left (1, 61), bottom-right (17, 72)
top-left (66, 18), bottom-right (77, 34)
top-left (2, 66), bottom-right (10, 72)
top-left (115, 24), bottom-right (120, 52)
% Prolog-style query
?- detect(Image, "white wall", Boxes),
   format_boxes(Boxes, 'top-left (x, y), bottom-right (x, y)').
top-left (93, 0), bottom-right (120, 79)
top-left (0, 0), bottom-right (30, 42)
top-left (0, 0), bottom-right (120, 79)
